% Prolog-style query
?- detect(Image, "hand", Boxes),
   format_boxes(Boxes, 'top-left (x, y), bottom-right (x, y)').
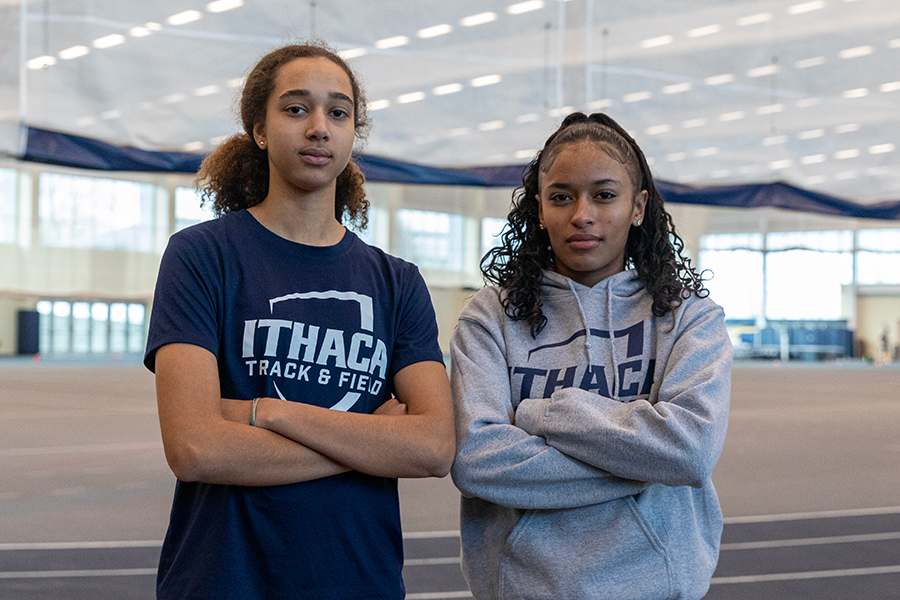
top-left (221, 398), bottom-right (253, 424)
top-left (373, 397), bottom-right (408, 417)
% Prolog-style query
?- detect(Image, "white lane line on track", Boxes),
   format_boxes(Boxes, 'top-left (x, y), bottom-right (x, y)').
top-left (0, 540), bottom-right (164, 551)
top-left (724, 506), bottom-right (900, 524)
top-left (721, 531), bottom-right (900, 550)
top-left (0, 441), bottom-right (163, 457)
top-left (0, 568), bottom-right (157, 579)
top-left (711, 564), bottom-right (900, 584)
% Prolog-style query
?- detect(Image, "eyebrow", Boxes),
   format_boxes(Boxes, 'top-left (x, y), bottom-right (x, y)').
top-left (278, 89), bottom-right (353, 104)
top-left (546, 178), bottom-right (622, 189)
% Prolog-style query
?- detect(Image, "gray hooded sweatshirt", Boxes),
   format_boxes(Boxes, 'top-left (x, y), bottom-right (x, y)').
top-left (450, 268), bottom-right (732, 600)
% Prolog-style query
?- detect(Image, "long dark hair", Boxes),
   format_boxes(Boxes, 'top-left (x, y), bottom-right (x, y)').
top-left (195, 41), bottom-right (371, 228)
top-left (482, 112), bottom-right (707, 337)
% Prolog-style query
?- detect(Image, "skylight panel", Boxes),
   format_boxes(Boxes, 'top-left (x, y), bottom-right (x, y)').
top-left (59, 46), bottom-right (89, 60)
top-left (418, 24), bottom-right (452, 38)
top-left (623, 91), bottom-right (651, 102)
top-left (645, 124), bottom-right (671, 135)
top-left (167, 10), bottom-right (202, 25)
top-left (835, 123), bottom-right (860, 133)
top-left (687, 24), bottom-right (721, 38)
top-left (397, 92), bottom-right (425, 104)
top-left (194, 85), bottom-right (220, 96)
top-left (27, 56), bottom-right (56, 69)
top-left (719, 111), bottom-right (744, 121)
top-left (795, 56), bottom-right (826, 68)
top-left (479, 120), bottom-right (505, 131)
top-left (704, 74), bottom-right (734, 85)
top-left (641, 35), bottom-right (673, 48)
top-left (770, 159), bottom-right (792, 170)
top-left (507, 1), bottom-right (544, 15)
top-left (376, 36), bottom-right (409, 49)
top-left (839, 46), bottom-right (874, 59)
top-left (758, 104), bottom-right (784, 114)
top-left (842, 88), bottom-right (868, 98)
top-left (880, 81), bottom-right (900, 92)
top-left (367, 100), bottom-right (390, 111)
top-left (747, 65), bottom-right (779, 77)
top-left (129, 27), bottom-right (151, 37)
top-left (788, 1), bottom-right (825, 15)
top-left (736, 13), bottom-right (772, 26)
top-left (663, 82), bottom-right (692, 94)
top-left (682, 118), bottom-right (706, 128)
top-left (339, 48), bottom-right (367, 59)
top-left (834, 149), bottom-right (861, 159)
top-left (433, 83), bottom-right (463, 95)
top-left (869, 143), bottom-right (895, 154)
top-left (516, 113), bottom-right (540, 123)
top-left (461, 12), bottom-right (497, 26)
top-left (207, 0), bottom-right (243, 12)
top-left (801, 154), bottom-right (827, 164)
top-left (798, 129), bottom-right (825, 139)
top-left (471, 75), bottom-right (502, 87)
top-left (93, 34), bottom-right (125, 49)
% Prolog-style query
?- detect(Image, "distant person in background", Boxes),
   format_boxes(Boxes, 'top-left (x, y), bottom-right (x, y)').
top-left (450, 112), bottom-right (732, 599)
top-left (144, 42), bottom-right (454, 599)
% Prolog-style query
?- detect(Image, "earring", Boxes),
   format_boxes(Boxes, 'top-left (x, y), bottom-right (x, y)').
top-left (636, 219), bottom-right (642, 226)
top-left (539, 223), bottom-right (546, 230)
top-left (258, 140), bottom-right (266, 148)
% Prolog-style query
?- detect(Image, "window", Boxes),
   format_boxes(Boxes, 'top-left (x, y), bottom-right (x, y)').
top-left (0, 168), bottom-right (16, 243)
top-left (354, 206), bottom-right (389, 250)
top-left (175, 187), bottom-right (215, 232)
top-left (32, 298), bottom-right (148, 355)
top-left (766, 250), bottom-right (853, 320)
top-left (481, 217), bottom-right (508, 260)
top-left (699, 234), bottom-right (764, 320)
top-left (395, 209), bottom-right (464, 271)
top-left (39, 173), bottom-right (154, 250)
top-left (856, 229), bottom-right (900, 285)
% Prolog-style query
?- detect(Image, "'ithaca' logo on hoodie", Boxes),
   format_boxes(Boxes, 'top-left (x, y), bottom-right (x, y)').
top-left (509, 321), bottom-right (655, 401)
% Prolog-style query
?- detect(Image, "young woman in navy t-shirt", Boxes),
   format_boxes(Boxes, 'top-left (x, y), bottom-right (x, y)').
top-left (145, 42), bottom-right (454, 599)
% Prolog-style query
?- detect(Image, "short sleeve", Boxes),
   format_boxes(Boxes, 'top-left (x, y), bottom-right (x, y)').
top-left (388, 266), bottom-right (443, 379)
top-left (144, 228), bottom-right (222, 372)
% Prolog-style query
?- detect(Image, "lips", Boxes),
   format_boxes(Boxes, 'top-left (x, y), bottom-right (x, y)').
top-left (566, 233), bottom-right (600, 249)
top-left (299, 147), bottom-right (331, 165)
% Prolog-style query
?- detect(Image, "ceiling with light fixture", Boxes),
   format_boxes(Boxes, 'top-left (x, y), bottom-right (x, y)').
top-left (1, 0), bottom-right (898, 203)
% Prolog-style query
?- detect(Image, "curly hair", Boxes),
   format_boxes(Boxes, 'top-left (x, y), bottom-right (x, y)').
top-left (195, 41), bottom-right (370, 229)
top-left (482, 112), bottom-right (707, 337)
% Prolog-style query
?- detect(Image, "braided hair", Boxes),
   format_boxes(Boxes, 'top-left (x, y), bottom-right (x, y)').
top-left (482, 112), bottom-right (707, 337)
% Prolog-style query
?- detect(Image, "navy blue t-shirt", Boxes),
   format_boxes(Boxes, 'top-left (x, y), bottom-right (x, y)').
top-left (145, 210), bottom-right (443, 599)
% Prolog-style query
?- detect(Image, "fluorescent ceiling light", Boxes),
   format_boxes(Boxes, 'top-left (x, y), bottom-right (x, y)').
top-left (506, 1), bottom-right (544, 15)
top-left (93, 34), bottom-right (125, 49)
top-left (641, 35), bottom-right (673, 48)
top-left (687, 24), bottom-right (721, 38)
top-left (167, 10), bottom-right (202, 25)
top-left (433, 83), bottom-right (463, 95)
top-left (471, 74), bottom-right (502, 87)
top-left (59, 46), bottom-right (89, 60)
top-left (376, 36), bottom-right (409, 49)
top-left (418, 24), bottom-right (452, 38)
top-left (207, 0), bottom-right (243, 13)
top-left (461, 12), bottom-right (497, 26)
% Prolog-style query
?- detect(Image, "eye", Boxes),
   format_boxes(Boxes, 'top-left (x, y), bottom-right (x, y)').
top-left (286, 105), bottom-right (306, 115)
top-left (596, 191), bottom-right (617, 201)
top-left (330, 108), bottom-right (351, 119)
top-left (549, 193), bottom-right (571, 203)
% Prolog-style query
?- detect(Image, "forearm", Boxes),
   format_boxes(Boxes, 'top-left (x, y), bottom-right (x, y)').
top-left (168, 418), bottom-right (349, 486)
top-left (451, 423), bottom-right (647, 509)
top-left (255, 397), bottom-right (450, 478)
top-left (252, 360), bottom-right (454, 479)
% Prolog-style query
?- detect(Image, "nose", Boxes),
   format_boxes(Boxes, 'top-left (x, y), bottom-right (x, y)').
top-left (306, 108), bottom-right (330, 141)
top-left (571, 195), bottom-right (595, 227)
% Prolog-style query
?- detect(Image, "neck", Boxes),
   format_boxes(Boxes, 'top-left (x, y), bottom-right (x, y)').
top-left (249, 185), bottom-right (345, 246)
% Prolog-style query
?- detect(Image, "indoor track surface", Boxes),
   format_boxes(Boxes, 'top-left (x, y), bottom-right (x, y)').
top-left (2, 359), bottom-right (899, 599)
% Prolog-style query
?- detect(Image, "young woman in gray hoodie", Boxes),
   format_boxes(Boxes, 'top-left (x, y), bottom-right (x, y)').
top-left (450, 112), bottom-right (733, 600)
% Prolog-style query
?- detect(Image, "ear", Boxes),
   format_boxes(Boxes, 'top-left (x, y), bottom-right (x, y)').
top-left (633, 190), bottom-right (648, 226)
top-left (252, 122), bottom-right (267, 149)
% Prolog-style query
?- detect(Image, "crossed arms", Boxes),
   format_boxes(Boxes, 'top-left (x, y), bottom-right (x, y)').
top-left (155, 343), bottom-right (455, 486)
